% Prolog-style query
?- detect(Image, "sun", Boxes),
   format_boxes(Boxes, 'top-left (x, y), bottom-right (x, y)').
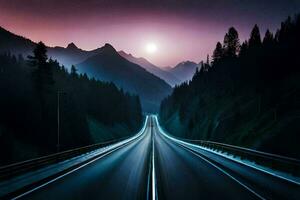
top-left (146, 43), bottom-right (157, 54)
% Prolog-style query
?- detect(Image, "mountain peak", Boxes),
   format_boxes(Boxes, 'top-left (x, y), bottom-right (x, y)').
top-left (99, 43), bottom-right (117, 54)
top-left (66, 42), bottom-right (78, 50)
top-left (118, 50), bottom-right (126, 54)
top-left (177, 60), bottom-right (197, 66)
top-left (118, 50), bottom-right (135, 58)
top-left (104, 43), bottom-right (115, 49)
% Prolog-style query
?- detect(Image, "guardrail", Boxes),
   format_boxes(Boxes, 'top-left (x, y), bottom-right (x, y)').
top-left (155, 116), bottom-right (300, 177)
top-left (0, 115), bottom-right (149, 181)
top-left (0, 136), bottom-right (130, 180)
top-left (182, 139), bottom-right (300, 177)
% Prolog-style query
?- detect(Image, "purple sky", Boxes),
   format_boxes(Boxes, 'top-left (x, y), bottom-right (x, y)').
top-left (0, 0), bottom-right (300, 66)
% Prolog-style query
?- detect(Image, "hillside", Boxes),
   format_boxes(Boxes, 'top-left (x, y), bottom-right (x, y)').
top-left (0, 43), bottom-right (143, 166)
top-left (0, 26), bottom-right (100, 68)
top-left (0, 26), bottom-right (172, 112)
top-left (77, 44), bottom-right (172, 113)
top-left (159, 16), bottom-right (300, 159)
top-left (168, 61), bottom-right (199, 84)
top-left (118, 50), bottom-right (180, 86)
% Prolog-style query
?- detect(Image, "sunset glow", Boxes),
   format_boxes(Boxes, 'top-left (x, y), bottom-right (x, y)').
top-left (0, 0), bottom-right (299, 66)
top-left (146, 43), bottom-right (157, 54)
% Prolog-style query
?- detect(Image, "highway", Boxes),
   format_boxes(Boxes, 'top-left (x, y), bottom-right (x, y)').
top-left (5, 115), bottom-right (300, 200)
top-left (153, 116), bottom-right (300, 200)
top-left (12, 117), bottom-right (153, 200)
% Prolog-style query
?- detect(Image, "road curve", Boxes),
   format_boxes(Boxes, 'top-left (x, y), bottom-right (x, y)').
top-left (153, 121), bottom-right (259, 200)
top-left (16, 117), bottom-right (153, 200)
top-left (154, 116), bottom-right (300, 200)
top-left (7, 115), bottom-right (300, 200)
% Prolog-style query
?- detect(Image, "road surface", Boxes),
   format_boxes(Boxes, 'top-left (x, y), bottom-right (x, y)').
top-left (6, 115), bottom-right (300, 200)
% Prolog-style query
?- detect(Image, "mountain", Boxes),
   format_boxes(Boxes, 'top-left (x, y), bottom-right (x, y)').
top-left (77, 44), bottom-right (172, 113)
top-left (161, 66), bottom-right (173, 71)
top-left (0, 26), bottom-right (172, 112)
top-left (0, 26), bottom-right (99, 68)
top-left (159, 16), bottom-right (300, 159)
top-left (0, 26), bottom-right (35, 55)
top-left (167, 61), bottom-right (200, 84)
top-left (0, 51), bottom-right (143, 166)
top-left (118, 51), bottom-right (180, 86)
top-left (47, 43), bottom-right (105, 67)
top-left (0, 25), bottom-right (192, 87)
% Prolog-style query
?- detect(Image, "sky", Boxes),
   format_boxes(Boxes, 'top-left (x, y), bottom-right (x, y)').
top-left (0, 0), bottom-right (300, 66)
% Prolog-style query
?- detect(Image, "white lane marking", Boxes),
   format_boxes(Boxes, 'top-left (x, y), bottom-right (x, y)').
top-left (12, 116), bottom-right (150, 200)
top-left (152, 122), bottom-right (157, 200)
top-left (154, 116), bottom-right (265, 200)
top-left (12, 145), bottom-right (125, 200)
top-left (154, 116), bottom-right (300, 186)
top-left (146, 150), bottom-right (152, 200)
top-left (178, 144), bottom-right (266, 200)
top-left (196, 146), bottom-right (300, 186)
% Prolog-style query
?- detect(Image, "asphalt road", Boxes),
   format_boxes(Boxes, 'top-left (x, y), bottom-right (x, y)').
top-left (153, 121), bottom-right (259, 200)
top-left (13, 115), bottom-right (300, 200)
top-left (17, 117), bottom-right (153, 200)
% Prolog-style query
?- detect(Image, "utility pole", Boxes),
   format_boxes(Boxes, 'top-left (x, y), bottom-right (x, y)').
top-left (57, 91), bottom-right (66, 153)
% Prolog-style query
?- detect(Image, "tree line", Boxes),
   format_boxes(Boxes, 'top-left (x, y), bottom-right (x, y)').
top-left (159, 14), bottom-right (300, 158)
top-left (0, 42), bottom-right (143, 165)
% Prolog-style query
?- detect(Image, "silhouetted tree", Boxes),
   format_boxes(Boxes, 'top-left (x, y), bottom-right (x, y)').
top-left (223, 27), bottom-right (240, 57)
top-left (0, 48), bottom-right (143, 165)
top-left (70, 65), bottom-right (78, 77)
top-left (159, 15), bottom-right (300, 159)
top-left (277, 16), bottom-right (293, 42)
top-left (206, 54), bottom-right (210, 65)
top-left (212, 42), bottom-right (223, 62)
top-left (249, 24), bottom-right (262, 48)
top-left (263, 29), bottom-right (274, 46)
top-left (82, 73), bottom-right (89, 81)
top-left (28, 41), bottom-right (53, 92)
top-left (28, 41), bottom-right (47, 67)
top-left (239, 41), bottom-right (248, 57)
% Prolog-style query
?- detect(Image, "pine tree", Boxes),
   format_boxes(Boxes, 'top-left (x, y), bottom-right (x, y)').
top-left (28, 42), bottom-right (47, 66)
top-left (249, 24), bottom-right (262, 48)
top-left (223, 27), bottom-right (240, 57)
top-left (71, 65), bottom-right (78, 78)
top-left (28, 41), bottom-right (53, 91)
top-left (212, 42), bottom-right (223, 62)
top-left (263, 29), bottom-right (274, 45)
top-left (206, 54), bottom-right (210, 65)
top-left (239, 41), bottom-right (248, 57)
